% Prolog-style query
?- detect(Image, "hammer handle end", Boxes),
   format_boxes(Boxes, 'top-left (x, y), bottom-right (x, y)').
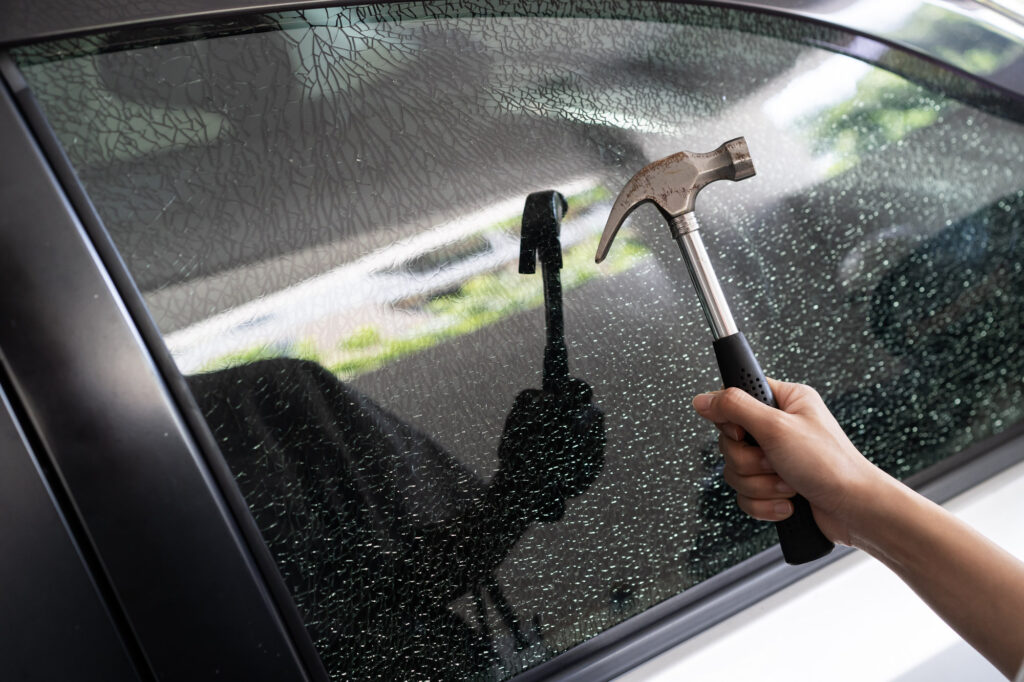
top-left (712, 332), bottom-right (835, 565)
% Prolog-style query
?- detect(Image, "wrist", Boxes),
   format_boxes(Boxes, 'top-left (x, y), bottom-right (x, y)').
top-left (845, 470), bottom-right (922, 559)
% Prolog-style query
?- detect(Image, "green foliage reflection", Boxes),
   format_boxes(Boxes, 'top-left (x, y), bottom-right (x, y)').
top-left (813, 70), bottom-right (942, 176)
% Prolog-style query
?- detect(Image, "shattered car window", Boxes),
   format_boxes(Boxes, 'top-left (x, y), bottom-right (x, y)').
top-left (15, 2), bottom-right (1024, 679)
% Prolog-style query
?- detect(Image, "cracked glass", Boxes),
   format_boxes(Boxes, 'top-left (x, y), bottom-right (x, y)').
top-left (15, 2), bottom-right (1024, 679)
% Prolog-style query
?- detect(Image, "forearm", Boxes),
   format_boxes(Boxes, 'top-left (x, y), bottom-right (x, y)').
top-left (850, 475), bottom-right (1024, 679)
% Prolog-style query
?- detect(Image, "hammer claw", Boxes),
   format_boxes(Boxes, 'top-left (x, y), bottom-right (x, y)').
top-left (594, 137), bottom-right (754, 263)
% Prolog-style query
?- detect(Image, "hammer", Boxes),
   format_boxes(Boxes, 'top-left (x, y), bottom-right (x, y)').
top-left (520, 190), bottom-right (571, 393)
top-left (595, 138), bottom-right (834, 565)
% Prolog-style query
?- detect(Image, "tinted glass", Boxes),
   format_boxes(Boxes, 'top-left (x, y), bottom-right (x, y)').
top-left (16, 2), bottom-right (1024, 679)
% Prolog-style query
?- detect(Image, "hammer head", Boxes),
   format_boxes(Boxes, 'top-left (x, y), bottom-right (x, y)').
top-left (594, 137), bottom-right (755, 262)
top-left (520, 190), bottom-right (569, 274)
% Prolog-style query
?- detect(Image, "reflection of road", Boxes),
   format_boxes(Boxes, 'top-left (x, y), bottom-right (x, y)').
top-left (163, 180), bottom-right (599, 373)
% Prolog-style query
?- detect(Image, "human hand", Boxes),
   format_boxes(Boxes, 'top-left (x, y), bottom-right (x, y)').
top-left (497, 378), bottom-right (605, 522)
top-left (692, 379), bottom-right (890, 546)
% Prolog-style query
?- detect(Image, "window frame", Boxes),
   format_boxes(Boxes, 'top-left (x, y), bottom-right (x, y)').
top-left (0, 56), bottom-right (324, 682)
top-left (1, 2), bottom-right (1023, 680)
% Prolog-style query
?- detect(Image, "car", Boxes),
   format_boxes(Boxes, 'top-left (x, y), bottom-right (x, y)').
top-left (0, 1), bottom-right (1021, 680)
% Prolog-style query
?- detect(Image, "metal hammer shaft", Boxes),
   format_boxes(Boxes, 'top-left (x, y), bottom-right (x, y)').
top-left (670, 213), bottom-right (738, 340)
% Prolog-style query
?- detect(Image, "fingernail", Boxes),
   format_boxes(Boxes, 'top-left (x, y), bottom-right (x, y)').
top-left (775, 481), bottom-right (795, 495)
top-left (692, 394), bottom-right (713, 412)
top-left (773, 501), bottom-right (792, 516)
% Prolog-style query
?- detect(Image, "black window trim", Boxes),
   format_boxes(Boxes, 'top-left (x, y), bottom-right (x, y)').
top-left (3, 2), bottom-right (1023, 678)
top-left (0, 349), bottom-right (149, 681)
top-left (0, 56), bottom-right (325, 682)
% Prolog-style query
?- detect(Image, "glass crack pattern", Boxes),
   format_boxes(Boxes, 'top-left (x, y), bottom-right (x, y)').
top-left (15, 2), bottom-right (1024, 679)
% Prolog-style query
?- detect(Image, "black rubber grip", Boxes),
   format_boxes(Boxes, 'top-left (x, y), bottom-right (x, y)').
top-left (712, 332), bottom-right (835, 565)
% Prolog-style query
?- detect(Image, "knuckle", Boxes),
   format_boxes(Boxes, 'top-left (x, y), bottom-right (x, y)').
top-left (723, 469), bottom-right (767, 499)
top-left (738, 451), bottom-right (765, 476)
top-left (719, 438), bottom-right (757, 473)
top-left (719, 387), bottom-right (746, 411)
top-left (762, 411), bottom-right (791, 439)
top-left (726, 451), bottom-right (755, 476)
top-left (752, 474), bottom-right (777, 498)
top-left (790, 382), bottom-right (821, 404)
top-left (722, 466), bottom-right (747, 493)
top-left (801, 384), bottom-right (822, 401)
top-left (720, 436), bottom-right (769, 475)
top-left (717, 433), bottom-right (737, 457)
top-left (737, 494), bottom-right (771, 522)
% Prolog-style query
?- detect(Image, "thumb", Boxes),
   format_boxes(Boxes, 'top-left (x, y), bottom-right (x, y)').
top-left (692, 387), bottom-right (783, 443)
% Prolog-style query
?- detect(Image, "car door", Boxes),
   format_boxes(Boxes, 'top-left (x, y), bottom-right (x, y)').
top-left (1, 2), bottom-right (1022, 680)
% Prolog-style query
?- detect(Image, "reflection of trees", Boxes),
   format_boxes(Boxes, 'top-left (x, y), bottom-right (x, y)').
top-left (810, 70), bottom-right (943, 176)
top-left (806, 5), bottom-right (1023, 178)
top-left (895, 5), bottom-right (1024, 75)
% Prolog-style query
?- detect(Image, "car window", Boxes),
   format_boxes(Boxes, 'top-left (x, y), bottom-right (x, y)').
top-left (13, 2), bottom-right (1024, 679)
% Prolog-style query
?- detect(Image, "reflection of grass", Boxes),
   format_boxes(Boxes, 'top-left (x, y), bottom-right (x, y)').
top-left (567, 185), bottom-right (613, 213)
top-left (953, 48), bottom-right (1004, 74)
top-left (200, 338), bottom-right (318, 373)
top-left (812, 70), bottom-right (941, 176)
top-left (329, 231), bottom-right (647, 378)
top-left (201, 345), bottom-right (284, 371)
top-left (340, 326), bottom-right (383, 350)
top-left (199, 185), bottom-right (644, 378)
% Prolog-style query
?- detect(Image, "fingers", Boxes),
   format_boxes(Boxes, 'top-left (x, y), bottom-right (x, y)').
top-left (693, 383), bottom-right (792, 447)
top-left (720, 434), bottom-right (795, 522)
top-left (763, 377), bottom-right (801, 403)
top-left (693, 386), bottom-right (784, 435)
top-left (719, 433), bottom-right (771, 474)
top-left (715, 421), bottom-right (745, 442)
top-left (764, 377), bottom-right (826, 414)
top-left (723, 466), bottom-right (794, 498)
top-left (737, 494), bottom-right (794, 522)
